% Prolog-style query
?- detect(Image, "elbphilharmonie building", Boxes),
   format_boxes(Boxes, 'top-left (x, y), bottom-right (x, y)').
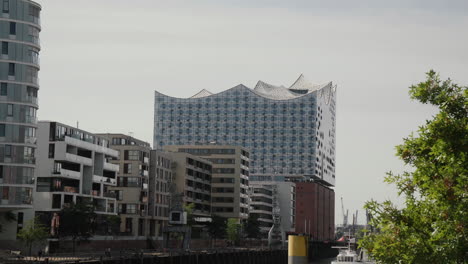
top-left (154, 75), bottom-right (336, 186)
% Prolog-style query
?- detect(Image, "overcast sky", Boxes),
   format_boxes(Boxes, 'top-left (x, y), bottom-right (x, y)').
top-left (37, 0), bottom-right (468, 224)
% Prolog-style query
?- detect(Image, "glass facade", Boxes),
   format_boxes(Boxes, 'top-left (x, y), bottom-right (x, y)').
top-left (0, 0), bottom-right (41, 208)
top-left (154, 76), bottom-right (337, 186)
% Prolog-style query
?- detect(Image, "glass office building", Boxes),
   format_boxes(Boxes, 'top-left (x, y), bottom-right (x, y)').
top-left (154, 75), bottom-right (336, 186)
top-left (0, 0), bottom-right (41, 209)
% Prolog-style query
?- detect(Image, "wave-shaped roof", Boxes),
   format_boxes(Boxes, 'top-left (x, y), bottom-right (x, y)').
top-left (191, 89), bottom-right (213, 98)
top-left (160, 74), bottom-right (332, 100)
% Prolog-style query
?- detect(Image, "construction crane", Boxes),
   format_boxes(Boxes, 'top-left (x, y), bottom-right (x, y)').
top-left (341, 197), bottom-right (349, 227)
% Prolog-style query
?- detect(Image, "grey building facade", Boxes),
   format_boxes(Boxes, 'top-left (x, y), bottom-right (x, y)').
top-left (148, 150), bottom-right (173, 237)
top-left (164, 145), bottom-right (249, 220)
top-left (0, 0), bottom-right (40, 243)
top-left (0, 0), bottom-right (41, 211)
top-left (97, 133), bottom-right (151, 237)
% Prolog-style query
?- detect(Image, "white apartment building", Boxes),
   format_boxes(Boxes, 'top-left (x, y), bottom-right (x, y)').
top-left (250, 181), bottom-right (295, 236)
top-left (34, 121), bottom-right (119, 227)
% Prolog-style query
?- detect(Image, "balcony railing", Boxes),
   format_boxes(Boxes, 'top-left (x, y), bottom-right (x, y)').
top-left (103, 192), bottom-right (116, 198)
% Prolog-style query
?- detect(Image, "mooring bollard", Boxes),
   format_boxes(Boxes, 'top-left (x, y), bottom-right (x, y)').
top-left (288, 235), bottom-right (307, 264)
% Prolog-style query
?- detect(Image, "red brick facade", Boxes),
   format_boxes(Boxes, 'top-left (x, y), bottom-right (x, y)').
top-left (295, 182), bottom-right (335, 241)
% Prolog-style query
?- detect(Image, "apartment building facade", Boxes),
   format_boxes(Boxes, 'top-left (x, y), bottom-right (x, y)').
top-left (33, 121), bottom-right (119, 233)
top-left (250, 181), bottom-right (296, 237)
top-left (97, 133), bottom-right (151, 237)
top-left (0, 0), bottom-right (41, 242)
top-left (148, 150), bottom-right (172, 237)
top-left (164, 151), bottom-right (212, 218)
top-left (164, 145), bottom-right (249, 221)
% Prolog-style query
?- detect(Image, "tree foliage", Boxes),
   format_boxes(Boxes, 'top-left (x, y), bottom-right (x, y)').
top-left (183, 203), bottom-right (195, 226)
top-left (245, 214), bottom-right (261, 239)
top-left (360, 70), bottom-right (468, 264)
top-left (226, 218), bottom-right (242, 245)
top-left (59, 202), bottom-right (97, 254)
top-left (17, 217), bottom-right (48, 256)
top-left (207, 214), bottom-right (226, 241)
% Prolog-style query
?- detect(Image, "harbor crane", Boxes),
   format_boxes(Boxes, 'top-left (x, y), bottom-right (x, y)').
top-left (341, 197), bottom-right (349, 227)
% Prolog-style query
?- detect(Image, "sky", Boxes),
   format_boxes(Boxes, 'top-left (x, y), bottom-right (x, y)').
top-left (37, 0), bottom-right (468, 224)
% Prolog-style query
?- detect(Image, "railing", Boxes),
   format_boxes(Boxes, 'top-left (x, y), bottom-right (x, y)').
top-left (103, 192), bottom-right (116, 198)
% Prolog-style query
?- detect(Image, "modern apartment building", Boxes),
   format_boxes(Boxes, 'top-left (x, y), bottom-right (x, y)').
top-left (249, 184), bottom-right (273, 234)
top-left (97, 133), bottom-right (151, 237)
top-left (0, 0), bottom-right (41, 219)
top-left (164, 145), bottom-right (249, 220)
top-left (163, 150), bottom-right (212, 218)
top-left (33, 121), bottom-right (119, 232)
top-left (148, 150), bottom-right (172, 237)
top-left (250, 181), bottom-right (296, 232)
top-left (154, 74), bottom-right (336, 186)
top-left (249, 181), bottom-right (295, 236)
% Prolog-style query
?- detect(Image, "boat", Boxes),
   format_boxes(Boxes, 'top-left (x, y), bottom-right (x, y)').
top-left (331, 236), bottom-right (375, 263)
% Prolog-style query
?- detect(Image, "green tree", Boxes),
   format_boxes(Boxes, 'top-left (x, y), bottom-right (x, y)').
top-left (183, 203), bottom-right (196, 226)
top-left (226, 218), bottom-right (242, 246)
top-left (17, 217), bottom-right (48, 256)
top-left (245, 214), bottom-right (261, 239)
top-left (207, 214), bottom-right (226, 247)
top-left (360, 70), bottom-right (468, 264)
top-left (59, 202), bottom-right (97, 254)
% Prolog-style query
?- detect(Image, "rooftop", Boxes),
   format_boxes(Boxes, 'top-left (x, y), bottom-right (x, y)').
top-left (157, 74), bottom-right (333, 101)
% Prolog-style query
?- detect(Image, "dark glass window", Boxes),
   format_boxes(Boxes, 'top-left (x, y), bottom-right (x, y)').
top-left (9, 22), bottom-right (15, 35)
top-left (2, 0), bottom-right (8, 13)
top-left (8, 63), bottom-right (14, 76)
top-left (5, 145), bottom-right (11, 157)
top-left (124, 163), bottom-right (132, 174)
top-left (48, 144), bottom-right (54, 158)
top-left (0, 124), bottom-right (5, 137)
top-left (1, 41), bottom-right (7, 55)
top-left (0, 83), bottom-right (6, 96)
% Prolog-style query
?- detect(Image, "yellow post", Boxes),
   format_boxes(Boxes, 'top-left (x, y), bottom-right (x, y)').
top-left (288, 235), bottom-right (308, 264)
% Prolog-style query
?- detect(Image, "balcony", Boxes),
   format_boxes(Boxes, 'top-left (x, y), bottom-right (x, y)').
top-left (65, 153), bottom-right (92, 166)
top-left (52, 168), bottom-right (80, 180)
top-left (103, 192), bottom-right (116, 198)
top-left (58, 186), bottom-right (78, 194)
top-left (103, 162), bottom-right (119, 172)
top-left (93, 175), bottom-right (116, 185)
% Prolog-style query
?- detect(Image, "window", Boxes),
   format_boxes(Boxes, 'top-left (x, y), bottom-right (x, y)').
top-left (5, 145), bottom-right (11, 157)
top-left (2, 0), bottom-right (8, 13)
top-left (8, 63), bottom-right (15, 76)
top-left (0, 83), bottom-right (7, 96)
top-left (48, 144), bottom-right (54, 158)
top-left (124, 163), bottom-right (132, 174)
top-left (7, 104), bottom-right (13, 116)
top-left (1, 42), bottom-right (7, 55)
top-left (124, 150), bottom-right (139, 161)
top-left (28, 4), bottom-right (40, 20)
top-left (0, 124), bottom-right (5, 137)
top-left (9, 22), bottom-right (15, 35)
top-left (2, 186), bottom-right (9, 200)
top-left (126, 177), bottom-right (139, 187)
top-left (27, 86), bottom-right (37, 98)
